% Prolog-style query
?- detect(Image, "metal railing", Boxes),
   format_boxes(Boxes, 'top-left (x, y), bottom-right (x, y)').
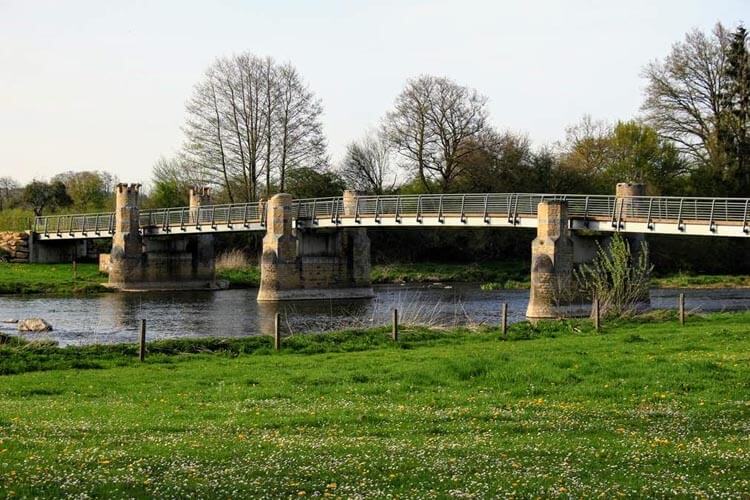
top-left (30, 193), bottom-right (750, 238)
top-left (292, 193), bottom-right (750, 233)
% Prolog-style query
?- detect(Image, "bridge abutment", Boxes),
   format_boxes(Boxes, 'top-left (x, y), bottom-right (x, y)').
top-left (257, 191), bottom-right (373, 302)
top-left (107, 183), bottom-right (217, 290)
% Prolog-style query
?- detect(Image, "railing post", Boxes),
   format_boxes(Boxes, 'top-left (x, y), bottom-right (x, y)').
top-left (210, 205), bottom-right (217, 230)
top-left (647, 197), bottom-right (654, 230)
top-left (482, 194), bottom-right (489, 224)
top-left (395, 196), bottom-right (401, 223)
top-left (677, 198), bottom-right (684, 232)
top-left (242, 203), bottom-right (249, 228)
top-left (355, 197), bottom-right (360, 224)
top-left (311, 199), bottom-right (317, 225)
top-left (226, 204), bottom-right (233, 229)
top-left (583, 196), bottom-right (590, 228)
top-left (375, 196), bottom-right (381, 224)
top-left (43, 217), bottom-right (49, 237)
top-left (709, 199), bottom-right (716, 233)
top-left (180, 207), bottom-right (186, 231)
top-left (460, 194), bottom-right (466, 223)
top-left (743, 200), bottom-right (749, 234)
top-left (438, 195), bottom-right (444, 224)
top-left (416, 195), bottom-right (422, 223)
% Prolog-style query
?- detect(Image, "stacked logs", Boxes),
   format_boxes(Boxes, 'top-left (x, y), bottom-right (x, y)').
top-left (0, 232), bottom-right (30, 263)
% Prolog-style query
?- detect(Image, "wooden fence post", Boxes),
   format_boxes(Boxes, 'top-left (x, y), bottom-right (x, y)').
top-left (274, 312), bottom-right (281, 350)
top-left (501, 303), bottom-right (508, 339)
top-left (392, 309), bottom-right (399, 341)
top-left (593, 298), bottom-right (600, 332)
top-left (679, 293), bottom-right (685, 326)
top-left (139, 319), bottom-right (146, 362)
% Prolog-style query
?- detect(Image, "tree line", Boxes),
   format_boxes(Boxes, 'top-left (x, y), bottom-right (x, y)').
top-left (150, 22), bottom-right (748, 205)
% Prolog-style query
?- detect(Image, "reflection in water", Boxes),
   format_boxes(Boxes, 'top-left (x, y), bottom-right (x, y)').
top-left (0, 284), bottom-right (748, 346)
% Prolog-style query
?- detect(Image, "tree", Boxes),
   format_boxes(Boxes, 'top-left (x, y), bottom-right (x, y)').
top-left (384, 75), bottom-right (490, 192)
top-left (284, 167), bottom-right (346, 199)
top-left (0, 177), bottom-right (20, 211)
top-left (641, 23), bottom-right (733, 192)
top-left (340, 131), bottom-right (396, 194)
top-left (606, 121), bottom-right (687, 194)
top-left (181, 54), bottom-right (326, 201)
top-left (22, 180), bottom-right (72, 216)
top-left (52, 170), bottom-right (116, 211)
top-left (719, 25), bottom-right (750, 194)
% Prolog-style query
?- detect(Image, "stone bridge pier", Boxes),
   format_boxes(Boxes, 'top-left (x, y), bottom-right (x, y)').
top-left (526, 183), bottom-right (650, 319)
top-left (257, 191), bottom-right (373, 301)
top-left (107, 184), bottom-right (216, 291)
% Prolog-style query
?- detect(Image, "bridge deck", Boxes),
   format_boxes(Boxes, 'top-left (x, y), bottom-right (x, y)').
top-left (31, 193), bottom-right (750, 240)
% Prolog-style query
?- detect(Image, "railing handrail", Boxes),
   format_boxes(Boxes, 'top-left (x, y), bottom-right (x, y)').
top-left (30, 192), bottom-right (750, 237)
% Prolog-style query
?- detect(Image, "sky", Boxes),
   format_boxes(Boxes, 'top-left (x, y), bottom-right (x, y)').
top-left (0, 0), bottom-right (746, 186)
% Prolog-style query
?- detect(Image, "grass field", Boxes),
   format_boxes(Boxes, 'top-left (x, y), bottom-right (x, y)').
top-left (0, 262), bottom-right (108, 295)
top-left (0, 312), bottom-right (748, 497)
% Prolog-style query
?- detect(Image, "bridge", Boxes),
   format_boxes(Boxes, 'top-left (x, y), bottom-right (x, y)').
top-left (17, 183), bottom-right (750, 320)
top-left (32, 192), bottom-right (750, 240)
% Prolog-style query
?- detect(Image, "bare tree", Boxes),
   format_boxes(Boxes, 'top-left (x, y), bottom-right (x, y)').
top-left (275, 63), bottom-right (327, 192)
top-left (180, 53), bottom-right (326, 200)
top-left (340, 131), bottom-right (396, 194)
top-left (383, 75), bottom-right (489, 192)
top-left (641, 23), bottom-right (731, 175)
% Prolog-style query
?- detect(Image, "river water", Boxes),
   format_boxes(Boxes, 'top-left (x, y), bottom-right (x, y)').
top-left (0, 284), bottom-right (748, 346)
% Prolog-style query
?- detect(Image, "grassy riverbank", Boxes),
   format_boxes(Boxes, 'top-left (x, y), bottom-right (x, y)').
top-left (3, 261), bottom-right (750, 295)
top-left (0, 263), bottom-right (108, 295)
top-left (1, 312), bottom-right (749, 496)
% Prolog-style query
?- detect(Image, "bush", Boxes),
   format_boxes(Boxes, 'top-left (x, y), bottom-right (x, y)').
top-left (574, 233), bottom-right (653, 319)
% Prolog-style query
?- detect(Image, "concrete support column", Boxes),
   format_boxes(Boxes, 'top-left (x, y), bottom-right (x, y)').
top-left (526, 200), bottom-right (575, 319)
top-left (258, 193), bottom-right (300, 301)
top-left (108, 183), bottom-right (144, 286)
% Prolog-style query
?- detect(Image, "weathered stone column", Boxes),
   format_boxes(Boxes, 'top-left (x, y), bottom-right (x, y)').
top-left (189, 186), bottom-right (212, 224)
top-left (526, 200), bottom-right (576, 319)
top-left (108, 183), bottom-right (144, 286)
top-left (257, 193), bottom-right (299, 301)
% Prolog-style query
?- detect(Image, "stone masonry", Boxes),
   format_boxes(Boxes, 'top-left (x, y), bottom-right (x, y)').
top-left (257, 191), bottom-right (373, 301)
top-left (0, 232), bottom-right (30, 262)
top-left (107, 183), bottom-right (216, 290)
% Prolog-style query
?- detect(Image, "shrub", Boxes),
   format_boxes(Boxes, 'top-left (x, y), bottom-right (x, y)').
top-left (574, 233), bottom-right (653, 319)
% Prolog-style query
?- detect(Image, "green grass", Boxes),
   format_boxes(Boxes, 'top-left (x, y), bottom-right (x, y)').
top-left (216, 266), bottom-right (261, 288)
top-left (0, 312), bottom-right (748, 497)
top-left (653, 273), bottom-right (750, 288)
top-left (0, 263), bottom-right (108, 295)
top-left (372, 260), bottom-right (531, 286)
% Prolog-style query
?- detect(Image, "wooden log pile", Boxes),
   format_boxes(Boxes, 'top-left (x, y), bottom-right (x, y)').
top-left (0, 232), bottom-right (30, 263)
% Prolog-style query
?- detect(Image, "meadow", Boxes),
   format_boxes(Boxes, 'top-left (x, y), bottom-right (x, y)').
top-left (0, 312), bottom-right (748, 497)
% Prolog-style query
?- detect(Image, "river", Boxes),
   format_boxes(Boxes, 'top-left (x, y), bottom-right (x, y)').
top-left (0, 284), bottom-right (748, 346)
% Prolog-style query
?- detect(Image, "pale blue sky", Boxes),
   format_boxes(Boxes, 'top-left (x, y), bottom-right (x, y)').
top-left (0, 0), bottom-right (745, 185)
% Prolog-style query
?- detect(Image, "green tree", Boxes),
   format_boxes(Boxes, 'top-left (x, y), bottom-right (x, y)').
top-left (52, 171), bottom-right (115, 211)
top-left (284, 167), bottom-right (346, 199)
top-left (719, 25), bottom-right (750, 194)
top-left (606, 121), bottom-right (687, 194)
top-left (22, 180), bottom-right (72, 216)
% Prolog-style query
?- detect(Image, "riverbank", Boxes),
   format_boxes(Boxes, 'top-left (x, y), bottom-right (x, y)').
top-left (3, 261), bottom-right (750, 295)
top-left (1, 311), bottom-right (748, 497)
top-left (0, 263), bottom-right (108, 295)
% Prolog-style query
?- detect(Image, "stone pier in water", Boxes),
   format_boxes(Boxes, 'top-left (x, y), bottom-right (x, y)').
top-left (257, 191), bottom-right (373, 301)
